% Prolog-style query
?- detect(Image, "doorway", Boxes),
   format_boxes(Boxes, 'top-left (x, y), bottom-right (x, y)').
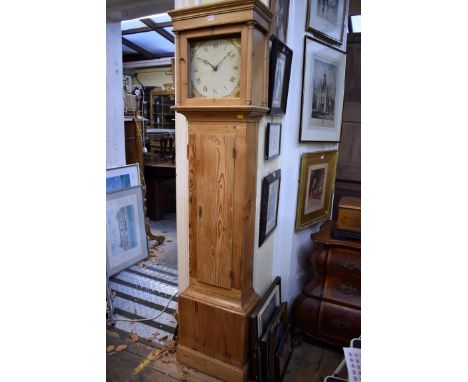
top-left (108, 10), bottom-right (180, 348)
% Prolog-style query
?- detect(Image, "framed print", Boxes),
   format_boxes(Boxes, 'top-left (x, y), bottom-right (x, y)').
top-left (259, 170), bottom-right (281, 246)
top-left (295, 151), bottom-right (338, 230)
top-left (106, 163), bottom-right (140, 193)
top-left (300, 37), bottom-right (346, 142)
top-left (250, 277), bottom-right (281, 381)
top-left (107, 186), bottom-right (148, 276)
top-left (265, 123), bottom-right (282, 160)
top-left (307, 0), bottom-right (348, 44)
top-left (268, 37), bottom-right (293, 115)
top-left (271, 0), bottom-right (290, 43)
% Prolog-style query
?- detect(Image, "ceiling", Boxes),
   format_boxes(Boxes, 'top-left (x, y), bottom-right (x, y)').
top-left (120, 13), bottom-right (175, 63)
top-left (107, 0), bottom-right (174, 21)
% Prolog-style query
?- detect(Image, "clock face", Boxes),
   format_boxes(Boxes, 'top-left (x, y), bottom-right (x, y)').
top-left (190, 37), bottom-right (241, 98)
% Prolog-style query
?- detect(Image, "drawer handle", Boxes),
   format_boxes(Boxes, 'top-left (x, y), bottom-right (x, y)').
top-left (337, 284), bottom-right (358, 295)
top-left (332, 318), bottom-right (351, 330)
top-left (341, 261), bottom-right (360, 271)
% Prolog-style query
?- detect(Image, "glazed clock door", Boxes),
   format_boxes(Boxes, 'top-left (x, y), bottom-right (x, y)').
top-left (190, 37), bottom-right (241, 99)
top-left (191, 132), bottom-right (235, 289)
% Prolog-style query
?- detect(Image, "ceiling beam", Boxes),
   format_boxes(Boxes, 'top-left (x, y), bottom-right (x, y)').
top-left (140, 18), bottom-right (175, 44)
top-left (122, 37), bottom-right (154, 59)
top-left (122, 21), bottom-right (173, 36)
top-left (123, 52), bottom-right (174, 63)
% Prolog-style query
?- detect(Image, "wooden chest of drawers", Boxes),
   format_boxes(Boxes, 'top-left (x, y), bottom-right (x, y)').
top-left (292, 221), bottom-right (361, 346)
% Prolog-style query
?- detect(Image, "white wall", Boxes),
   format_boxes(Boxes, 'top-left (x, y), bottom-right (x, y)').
top-left (106, 20), bottom-right (126, 168)
top-left (254, 0), bottom-right (339, 302)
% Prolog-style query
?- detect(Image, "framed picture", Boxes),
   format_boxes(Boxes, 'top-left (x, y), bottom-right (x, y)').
top-left (260, 303), bottom-right (290, 382)
top-left (265, 123), bottom-right (282, 160)
top-left (307, 0), bottom-right (348, 44)
top-left (271, 0), bottom-right (290, 43)
top-left (250, 277), bottom-right (281, 381)
top-left (295, 151), bottom-right (338, 230)
top-left (268, 37), bottom-right (293, 115)
top-left (106, 163), bottom-right (141, 193)
top-left (300, 37), bottom-right (346, 142)
top-left (259, 169), bottom-right (281, 246)
top-left (107, 186), bottom-right (148, 276)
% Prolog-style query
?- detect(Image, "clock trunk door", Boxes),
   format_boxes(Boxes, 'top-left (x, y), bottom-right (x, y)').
top-left (192, 133), bottom-right (235, 289)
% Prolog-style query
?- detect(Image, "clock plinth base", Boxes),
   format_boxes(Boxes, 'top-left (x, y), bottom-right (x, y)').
top-left (177, 287), bottom-right (259, 381)
top-left (177, 345), bottom-right (248, 382)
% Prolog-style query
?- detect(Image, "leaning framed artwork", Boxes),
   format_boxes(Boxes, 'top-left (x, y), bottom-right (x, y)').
top-left (307, 0), bottom-right (348, 44)
top-left (300, 37), bottom-right (346, 142)
top-left (250, 276), bottom-right (281, 381)
top-left (106, 186), bottom-right (148, 276)
top-left (295, 151), bottom-right (338, 230)
top-left (265, 123), bottom-right (282, 160)
top-left (259, 169), bottom-right (281, 246)
top-left (106, 163), bottom-right (141, 193)
top-left (269, 37), bottom-right (293, 115)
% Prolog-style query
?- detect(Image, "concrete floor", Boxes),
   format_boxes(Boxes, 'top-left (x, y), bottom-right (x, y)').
top-left (149, 213), bottom-right (177, 269)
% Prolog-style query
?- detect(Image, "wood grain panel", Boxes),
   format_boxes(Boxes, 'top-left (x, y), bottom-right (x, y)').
top-left (178, 293), bottom-right (252, 369)
top-left (195, 133), bottom-right (235, 289)
top-left (231, 133), bottom-right (246, 290)
top-left (188, 133), bottom-right (198, 279)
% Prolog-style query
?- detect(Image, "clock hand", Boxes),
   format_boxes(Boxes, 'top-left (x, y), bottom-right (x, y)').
top-left (214, 53), bottom-right (230, 70)
top-left (196, 57), bottom-right (216, 70)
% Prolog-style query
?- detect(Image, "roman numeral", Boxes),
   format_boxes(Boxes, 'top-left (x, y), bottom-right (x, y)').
top-left (203, 85), bottom-right (208, 92)
top-left (196, 78), bottom-right (201, 84)
top-left (230, 76), bottom-right (236, 83)
top-left (213, 89), bottom-right (217, 95)
top-left (194, 68), bottom-right (199, 72)
top-left (213, 42), bottom-right (218, 49)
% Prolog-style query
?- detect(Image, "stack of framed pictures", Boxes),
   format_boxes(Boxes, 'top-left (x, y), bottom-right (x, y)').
top-left (250, 277), bottom-right (293, 381)
top-left (106, 164), bottom-right (148, 277)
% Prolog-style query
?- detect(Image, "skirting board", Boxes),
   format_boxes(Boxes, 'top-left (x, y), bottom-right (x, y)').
top-left (177, 344), bottom-right (249, 382)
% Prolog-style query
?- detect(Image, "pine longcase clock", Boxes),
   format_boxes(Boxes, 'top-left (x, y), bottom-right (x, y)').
top-left (169, 2), bottom-right (272, 381)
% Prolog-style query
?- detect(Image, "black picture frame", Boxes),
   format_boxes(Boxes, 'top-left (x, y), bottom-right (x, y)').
top-left (265, 123), bottom-right (282, 160)
top-left (260, 302), bottom-right (289, 382)
top-left (259, 169), bottom-right (281, 246)
top-left (268, 37), bottom-right (293, 115)
top-left (271, 0), bottom-right (290, 43)
top-left (249, 277), bottom-right (282, 381)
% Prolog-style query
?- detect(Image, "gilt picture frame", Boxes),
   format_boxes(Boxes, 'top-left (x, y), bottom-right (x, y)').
top-left (265, 123), bottom-right (282, 160)
top-left (295, 151), bottom-right (338, 230)
top-left (269, 37), bottom-right (293, 115)
top-left (106, 186), bottom-right (148, 276)
top-left (307, 0), bottom-right (348, 44)
top-left (259, 170), bottom-right (281, 246)
top-left (300, 37), bottom-right (346, 142)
